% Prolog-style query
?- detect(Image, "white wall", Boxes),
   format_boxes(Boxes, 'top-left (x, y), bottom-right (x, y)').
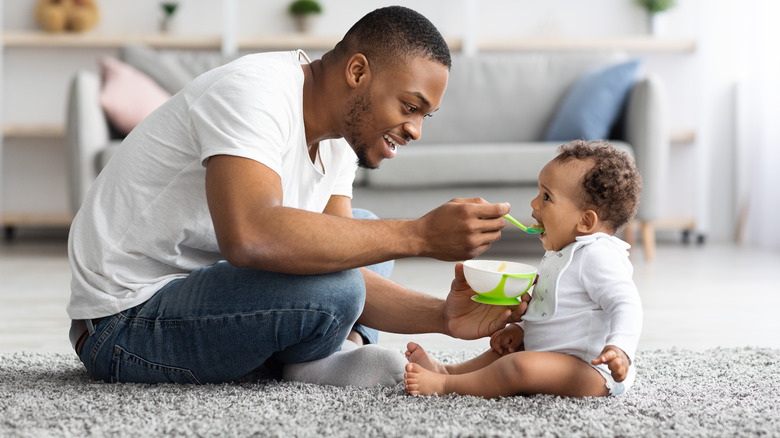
top-left (1, 0), bottom-right (746, 243)
top-left (1, 0), bottom-right (665, 38)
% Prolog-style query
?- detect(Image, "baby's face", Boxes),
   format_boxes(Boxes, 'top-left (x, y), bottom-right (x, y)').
top-left (530, 159), bottom-right (590, 251)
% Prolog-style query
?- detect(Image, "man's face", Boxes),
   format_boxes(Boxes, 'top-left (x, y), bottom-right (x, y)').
top-left (344, 56), bottom-right (448, 169)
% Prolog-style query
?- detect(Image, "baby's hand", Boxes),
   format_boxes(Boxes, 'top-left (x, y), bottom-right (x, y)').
top-left (591, 345), bottom-right (631, 382)
top-left (489, 324), bottom-right (524, 356)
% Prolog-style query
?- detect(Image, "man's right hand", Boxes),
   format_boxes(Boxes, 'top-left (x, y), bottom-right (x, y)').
top-left (416, 198), bottom-right (510, 261)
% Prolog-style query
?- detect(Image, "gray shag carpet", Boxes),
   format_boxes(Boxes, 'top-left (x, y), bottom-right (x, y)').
top-left (1, 347), bottom-right (779, 437)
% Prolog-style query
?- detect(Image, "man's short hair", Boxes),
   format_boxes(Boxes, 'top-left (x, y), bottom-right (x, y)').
top-left (554, 140), bottom-right (643, 232)
top-left (332, 6), bottom-right (451, 71)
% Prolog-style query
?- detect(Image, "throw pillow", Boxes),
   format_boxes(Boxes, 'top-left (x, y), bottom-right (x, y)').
top-left (544, 59), bottom-right (641, 142)
top-left (99, 56), bottom-right (171, 136)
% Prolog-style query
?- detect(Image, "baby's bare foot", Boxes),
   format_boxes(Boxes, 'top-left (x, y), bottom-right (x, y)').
top-left (405, 342), bottom-right (448, 374)
top-left (404, 363), bottom-right (448, 396)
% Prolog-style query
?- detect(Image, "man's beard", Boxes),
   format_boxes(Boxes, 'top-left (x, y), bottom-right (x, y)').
top-left (344, 92), bottom-right (376, 170)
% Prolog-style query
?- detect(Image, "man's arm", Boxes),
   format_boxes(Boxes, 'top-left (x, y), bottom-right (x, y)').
top-left (358, 263), bottom-right (526, 338)
top-left (206, 155), bottom-right (510, 274)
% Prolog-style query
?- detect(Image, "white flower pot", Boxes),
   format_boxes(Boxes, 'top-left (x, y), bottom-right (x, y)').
top-left (293, 14), bottom-right (316, 33)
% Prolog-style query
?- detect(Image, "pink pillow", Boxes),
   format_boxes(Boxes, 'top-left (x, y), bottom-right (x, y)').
top-left (99, 56), bottom-right (171, 136)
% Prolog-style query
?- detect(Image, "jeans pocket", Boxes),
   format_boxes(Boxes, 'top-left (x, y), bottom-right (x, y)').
top-left (110, 345), bottom-right (202, 384)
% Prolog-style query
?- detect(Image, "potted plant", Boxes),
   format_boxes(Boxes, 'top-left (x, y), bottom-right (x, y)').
top-left (159, 2), bottom-right (179, 33)
top-left (288, 0), bottom-right (322, 33)
top-left (636, 0), bottom-right (675, 35)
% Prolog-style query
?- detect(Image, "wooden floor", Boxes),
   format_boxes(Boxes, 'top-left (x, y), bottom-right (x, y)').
top-left (2, 233), bottom-right (780, 355)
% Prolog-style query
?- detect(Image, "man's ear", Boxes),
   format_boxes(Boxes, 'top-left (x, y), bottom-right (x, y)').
top-left (576, 210), bottom-right (599, 234)
top-left (345, 53), bottom-right (370, 89)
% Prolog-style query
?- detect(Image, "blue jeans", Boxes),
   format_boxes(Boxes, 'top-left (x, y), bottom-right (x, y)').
top-left (77, 208), bottom-right (393, 384)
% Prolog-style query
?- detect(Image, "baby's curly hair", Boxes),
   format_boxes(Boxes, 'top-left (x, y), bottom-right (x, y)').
top-left (554, 140), bottom-right (642, 233)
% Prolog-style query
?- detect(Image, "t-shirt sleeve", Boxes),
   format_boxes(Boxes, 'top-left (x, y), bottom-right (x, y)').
top-left (579, 243), bottom-right (643, 361)
top-left (189, 67), bottom-right (297, 176)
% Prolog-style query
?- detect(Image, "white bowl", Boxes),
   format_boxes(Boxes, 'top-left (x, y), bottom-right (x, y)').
top-left (463, 260), bottom-right (536, 304)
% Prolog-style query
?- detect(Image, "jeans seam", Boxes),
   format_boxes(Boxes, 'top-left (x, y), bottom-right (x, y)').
top-left (87, 315), bottom-right (119, 377)
top-left (111, 345), bottom-right (203, 384)
top-left (127, 308), bottom-right (343, 324)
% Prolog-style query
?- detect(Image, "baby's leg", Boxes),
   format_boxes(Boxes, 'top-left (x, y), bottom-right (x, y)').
top-left (405, 351), bottom-right (609, 398)
top-left (405, 342), bottom-right (448, 373)
top-left (406, 342), bottom-right (502, 375)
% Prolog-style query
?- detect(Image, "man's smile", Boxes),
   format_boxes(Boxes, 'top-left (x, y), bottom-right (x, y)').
top-left (382, 133), bottom-right (405, 158)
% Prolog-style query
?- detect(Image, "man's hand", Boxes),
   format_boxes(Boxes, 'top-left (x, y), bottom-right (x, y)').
top-left (417, 199), bottom-right (510, 261)
top-left (591, 345), bottom-right (631, 382)
top-left (444, 262), bottom-right (527, 340)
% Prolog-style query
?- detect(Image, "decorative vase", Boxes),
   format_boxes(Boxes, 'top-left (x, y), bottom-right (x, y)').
top-left (649, 12), bottom-right (667, 36)
top-left (160, 16), bottom-right (173, 33)
top-left (293, 14), bottom-right (315, 33)
top-left (160, 2), bottom-right (179, 33)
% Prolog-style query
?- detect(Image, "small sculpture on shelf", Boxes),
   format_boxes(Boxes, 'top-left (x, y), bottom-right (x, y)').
top-left (160, 2), bottom-right (180, 33)
top-left (35, 0), bottom-right (100, 33)
top-left (288, 0), bottom-right (322, 33)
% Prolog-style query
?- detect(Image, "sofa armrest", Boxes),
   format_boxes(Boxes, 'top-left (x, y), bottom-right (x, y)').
top-left (66, 69), bottom-right (112, 215)
top-left (623, 74), bottom-right (670, 222)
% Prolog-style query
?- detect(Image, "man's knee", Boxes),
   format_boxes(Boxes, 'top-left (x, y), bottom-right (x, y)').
top-left (327, 268), bottom-right (366, 320)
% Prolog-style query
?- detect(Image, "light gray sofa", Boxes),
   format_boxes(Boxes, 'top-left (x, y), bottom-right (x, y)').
top-left (67, 46), bottom-right (668, 258)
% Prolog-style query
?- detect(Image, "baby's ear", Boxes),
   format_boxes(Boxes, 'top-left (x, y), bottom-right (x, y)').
top-left (576, 210), bottom-right (599, 234)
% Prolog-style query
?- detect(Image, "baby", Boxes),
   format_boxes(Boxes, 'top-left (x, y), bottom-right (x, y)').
top-left (404, 140), bottom-right (643, 398)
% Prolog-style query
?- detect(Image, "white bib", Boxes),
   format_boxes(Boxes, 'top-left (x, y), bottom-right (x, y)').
top-left (523, 233), bottom-right (625, 321)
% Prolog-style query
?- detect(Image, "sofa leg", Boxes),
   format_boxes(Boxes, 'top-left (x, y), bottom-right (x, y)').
top-left (641, 221), bottom-right (656, 261)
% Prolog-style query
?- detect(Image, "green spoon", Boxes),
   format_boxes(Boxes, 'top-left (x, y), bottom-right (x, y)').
top-left (504, 213), bottom-right (544, 234)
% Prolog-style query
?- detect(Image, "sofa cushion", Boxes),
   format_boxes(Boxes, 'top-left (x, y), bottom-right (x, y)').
top-left (98, 56), bottom-right (171, 136)
top-left (120, 44), bottom-right (240, 94)
top-left (363, 143), bottom-right (559, 188)
top-left (360, 141), bottom-right (634, 189)
top-left (416, 52), bottom-right (628, 145)
top-left (544, 59), bottom-right (641, 142)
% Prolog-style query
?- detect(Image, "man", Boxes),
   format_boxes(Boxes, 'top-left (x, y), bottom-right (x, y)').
top-left (67, 6), bottom-right (520, 385)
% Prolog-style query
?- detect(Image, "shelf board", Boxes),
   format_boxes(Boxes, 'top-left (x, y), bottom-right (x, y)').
top-left (3, 31), bottom-right (696, 53)
top-left (3, 124), bottom-right (65, 139)
top-left (2, 31), bottom-right (224, 49)
top-left (476, 36), bottom-right (696, 53)
top-left (1, 213), bottom-right (72, 228)
top-left (1, 31), bottom-right (339, 51)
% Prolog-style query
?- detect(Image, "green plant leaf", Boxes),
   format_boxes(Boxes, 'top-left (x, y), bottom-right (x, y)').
top-left (636, 0), bottom-right (675, 14)
top-left (288, 0), bottom-right (322, 15)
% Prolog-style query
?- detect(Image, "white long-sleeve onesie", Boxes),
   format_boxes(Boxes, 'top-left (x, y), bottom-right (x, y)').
top-left (520, 233), bottom-right (643, 393)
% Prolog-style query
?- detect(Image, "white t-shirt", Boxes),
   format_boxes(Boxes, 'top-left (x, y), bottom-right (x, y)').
top-left (520, 233), bottom-right (643, 368)
top-left (67, 50), bottom-right (358, 320)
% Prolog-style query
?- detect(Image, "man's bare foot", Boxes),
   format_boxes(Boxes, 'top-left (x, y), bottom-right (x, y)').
top-left (404, 363), bottom-right (448, 396)
top-left (405, 342), bottom-right (448, 374)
